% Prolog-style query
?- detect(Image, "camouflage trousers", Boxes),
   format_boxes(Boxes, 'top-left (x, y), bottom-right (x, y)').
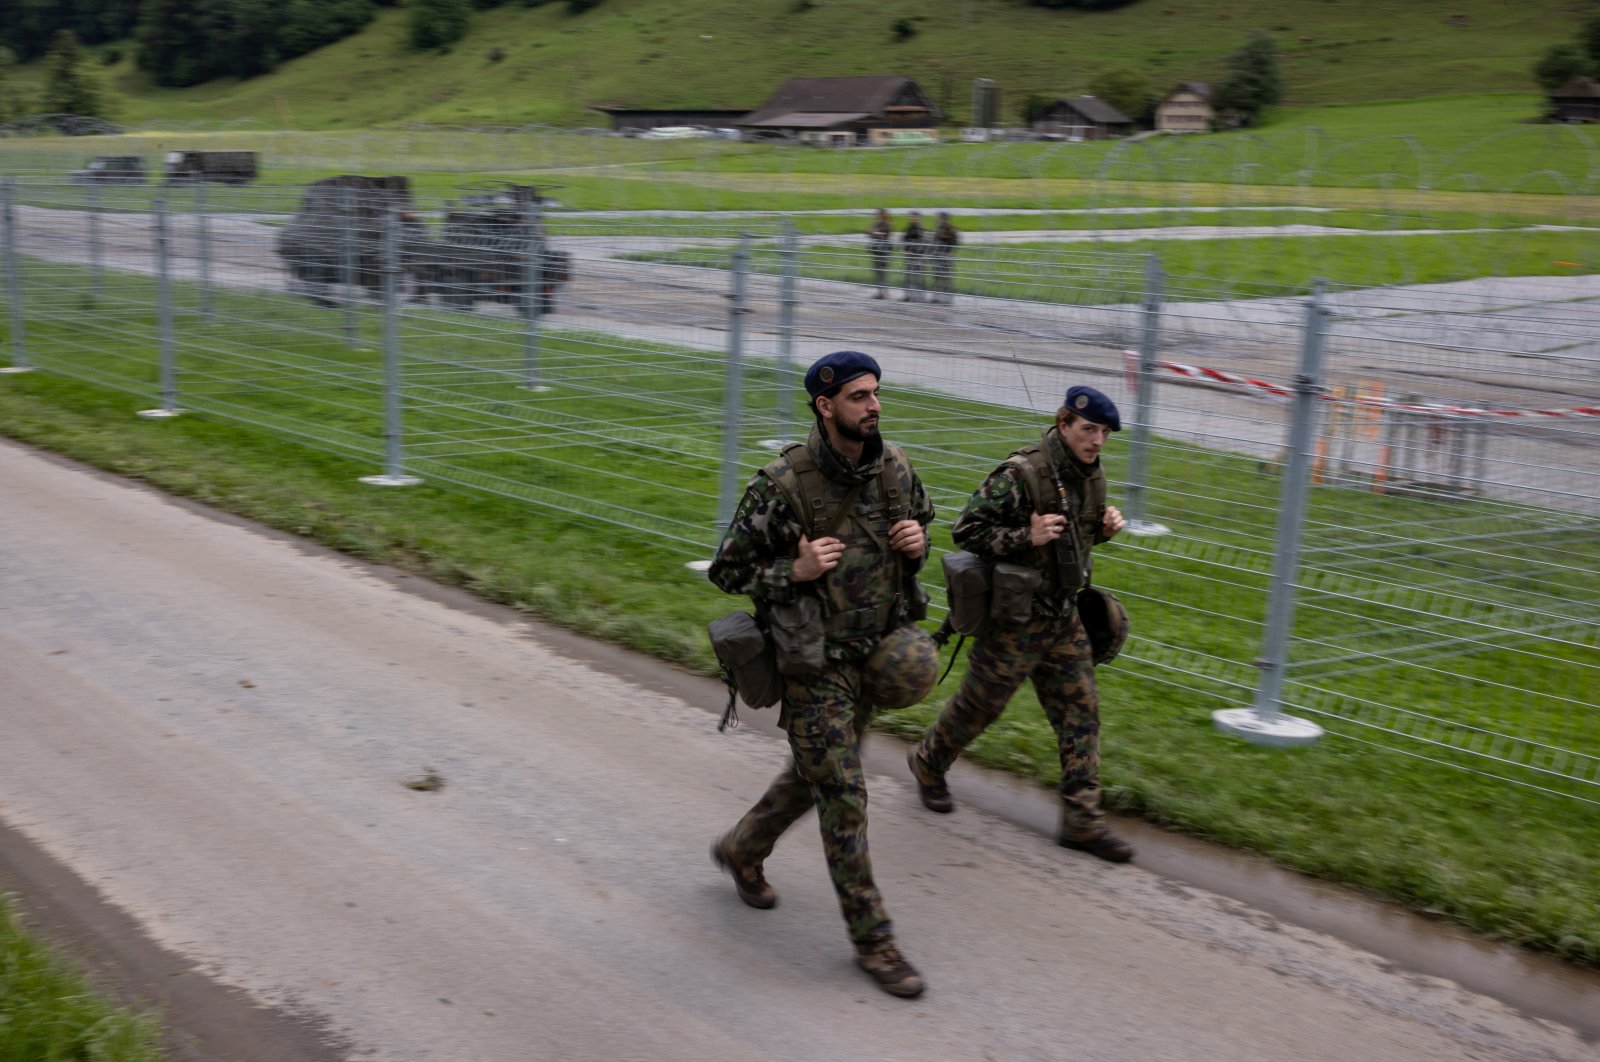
top-left (724, 661), bottom-right (892, 947)
top-left (915, 608), bottom-right (1104, 831)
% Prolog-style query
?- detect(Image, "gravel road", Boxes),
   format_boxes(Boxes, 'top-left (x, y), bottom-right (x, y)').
top-left (1, 439), bottom-right (1593, 1062)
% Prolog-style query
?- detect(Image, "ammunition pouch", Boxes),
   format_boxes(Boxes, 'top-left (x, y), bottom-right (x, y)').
top-left (941, 552), bottom-right (1043, 634)
top-left (707, 611), bottom-right (784, 709)
top-left (904, 578), bottom-right (930, 623)
top-left (990, 562), bottom-right (1042, 628)
top-left (941, 551), bottom-right (993, 637)
top-left (768, 596), bottom-right (827, 677)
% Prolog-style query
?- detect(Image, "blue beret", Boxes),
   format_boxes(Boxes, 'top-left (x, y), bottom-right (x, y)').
top-left (805, 350), bottom-right (881, 401)
top-left (1064, 385), bottom-right (1121, 431)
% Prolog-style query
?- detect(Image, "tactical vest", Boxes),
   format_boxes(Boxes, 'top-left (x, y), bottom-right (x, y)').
top-left (1004, 433), bottom-right (1107, 600)
top-left (765, 438), bottom-right (915, 642)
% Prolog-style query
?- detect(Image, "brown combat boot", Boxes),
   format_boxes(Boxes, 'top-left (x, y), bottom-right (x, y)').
top-left (906, 748), bottom-right (953, 814)
top-left (1058, 827), bottom-right (1135, 863)
top-left (854, 940), bottom-right (925, 998)
top-left (710, 835), bottom-right (777, 909)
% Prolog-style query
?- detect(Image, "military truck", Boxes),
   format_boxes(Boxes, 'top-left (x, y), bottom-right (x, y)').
top-left (275, 177), bottom-right (571, 315)
top-left (276, 174), bottom-right (412, 307)
top-left (164, 150), bottom-right (259, 185)
top-left (70, 156), bottom-right (146, 184)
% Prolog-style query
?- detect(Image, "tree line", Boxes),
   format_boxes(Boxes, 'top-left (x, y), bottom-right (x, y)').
top-left (0, 0), bottom-right (607, 101)
top-left (1534, 15), bottom-right (1600, 95)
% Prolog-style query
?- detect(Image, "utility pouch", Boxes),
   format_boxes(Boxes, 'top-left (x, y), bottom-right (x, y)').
top-left (941, 551), bottom-right (994, 637)
top-left (707, 611), bottom-right (783, 709)
top-left (990, 562), bottom-right (1043, 628)
top-left (768, 596), bottom-right (826, 677)
top-left (904, 579), bottom-right (930, 623)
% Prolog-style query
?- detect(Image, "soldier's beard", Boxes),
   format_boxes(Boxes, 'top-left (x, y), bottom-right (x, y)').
top-left (836, 414), bottom-right (880, 443)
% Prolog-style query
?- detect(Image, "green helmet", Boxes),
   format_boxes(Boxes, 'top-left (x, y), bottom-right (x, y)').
top-left (862, 624), bottom-right (940, 709)
top-left (1078, 586), bottom-right (1130, 665)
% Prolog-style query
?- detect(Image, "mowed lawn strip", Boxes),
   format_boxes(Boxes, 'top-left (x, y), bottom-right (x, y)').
top-left (627, 228), bottom-right (1600, 303)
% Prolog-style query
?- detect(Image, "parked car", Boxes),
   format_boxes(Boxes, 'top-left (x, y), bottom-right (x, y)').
top-left (878, 130), bottom-right (940, 147)
top-left (70, 155), bottom-right (146, 184)
top-left (638, 125), bottom-right (714, 140)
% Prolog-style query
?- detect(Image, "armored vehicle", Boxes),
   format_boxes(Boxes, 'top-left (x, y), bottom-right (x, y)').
top-left (70, 156), bottom-right (146, 184)
top-left (407, 184), bottom-right (571, 315)
top-left (165, 150), bottom-right (259, 185)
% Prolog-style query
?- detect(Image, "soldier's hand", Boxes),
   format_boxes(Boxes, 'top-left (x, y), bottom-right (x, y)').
top-left (1102, 505), bottom-right (1126, 540)
top-left (1030, 512), bottom-right (1067, 546)
top-left (888, 519), bottom-right (926, 558)
top-left (792, 535), bottom-right (845, 582)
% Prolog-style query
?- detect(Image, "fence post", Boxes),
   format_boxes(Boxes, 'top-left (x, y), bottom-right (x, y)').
top-left (519, 194), bottom-right (548, 391)
top-left (138, 194), bottom-right (183, 417)
top-left (194, 179), bottom-right (213, 322)
top-left (360, 207), bottom-right (421, 487)
top-left (717, 234), bottom-right (754, 530)
top-left (770, 216), bottom-right (799, 448)
top-left (1123, 252), bottom-right (1166, 534)
top-left (87, 179), bottom-right (104, 302)
top-left (0, 179), bottom-right (32, 374)
top-left (1214, 281), bottom-right (1328, 748)
top-left (341, 184), bottom-right (360, 348)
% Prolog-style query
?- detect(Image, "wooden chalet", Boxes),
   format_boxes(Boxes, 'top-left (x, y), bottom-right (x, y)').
top-left (1549, 77), bottom-right (1600, 123)
top-left (1032, 96), bottom-right (1133, 140)
top-left (736, 76), bottom-right (942, 146)
top-left (1155, 82), bottom-right (1214, 133)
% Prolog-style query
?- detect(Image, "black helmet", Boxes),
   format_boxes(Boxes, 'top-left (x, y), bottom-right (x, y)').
top-left (1077, 586), bottom-right (1129, 665)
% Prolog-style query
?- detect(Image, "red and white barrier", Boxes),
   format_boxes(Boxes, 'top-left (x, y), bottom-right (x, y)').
top-left (1122, 350), bottom-right (1600, 421)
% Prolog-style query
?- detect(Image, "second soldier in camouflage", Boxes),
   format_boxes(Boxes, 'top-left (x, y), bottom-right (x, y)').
top-left (909, 385), bottom-right (1135, 862)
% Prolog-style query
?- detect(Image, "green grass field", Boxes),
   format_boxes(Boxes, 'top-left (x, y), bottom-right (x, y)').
top-left (5, 93), bottom-right (1596, 227)
top-left (632, 228), bottom-right (1600, 302)
top-left (3, 254), bottom-right (1597, 967)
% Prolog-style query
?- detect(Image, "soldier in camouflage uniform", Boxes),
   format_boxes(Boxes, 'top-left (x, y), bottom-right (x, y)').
top-left (908, 385), bottom-right (1135, 862)
top-left (710, 350), bottom-right (935, 998)
top-left (900, 212), bottom-right (927, 302)
top-left (929, 212), bottom-right (959, 305)
top-left (867, 208), bottom-right (893, 299)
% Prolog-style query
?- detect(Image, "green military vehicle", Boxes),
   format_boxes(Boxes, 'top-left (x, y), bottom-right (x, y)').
top-left (164, 150), bottom-right (259, 185)
top-left (276, 176), bottom-right (571, 314)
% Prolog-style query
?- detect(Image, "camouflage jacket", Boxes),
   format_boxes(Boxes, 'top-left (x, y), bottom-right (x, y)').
top-left (709, 425), bottom-right (934, 661)
top-left (868, 220), bottom-right (892, 253)
top-left (902, 222), bottom-right (927, 254)
top-left (951, 426), bottom-right (1110, 605)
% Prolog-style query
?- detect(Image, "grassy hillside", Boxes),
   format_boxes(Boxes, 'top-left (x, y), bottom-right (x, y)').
top-left (41, 0), bottom-right (1584, 129)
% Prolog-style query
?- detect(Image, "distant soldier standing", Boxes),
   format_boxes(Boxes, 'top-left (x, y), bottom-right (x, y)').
top-left (709, 350), bottom-right (937, 998)
top-left (908, 385), bottom-right (1134, 862)
top-left (930, 212), bottom-right (959, 305)
top-left (900, 211), bottom-right (927, 302)
top-left (867, 208), bottom-right (893, 299)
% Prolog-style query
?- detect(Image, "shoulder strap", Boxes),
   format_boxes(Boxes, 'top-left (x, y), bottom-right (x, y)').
top-left (879, 443), bottom-right (911, 520)
top-left (769, 443), bottom-right (863, 540)
top-left (1005, 444), bottom-right (1054, 516)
